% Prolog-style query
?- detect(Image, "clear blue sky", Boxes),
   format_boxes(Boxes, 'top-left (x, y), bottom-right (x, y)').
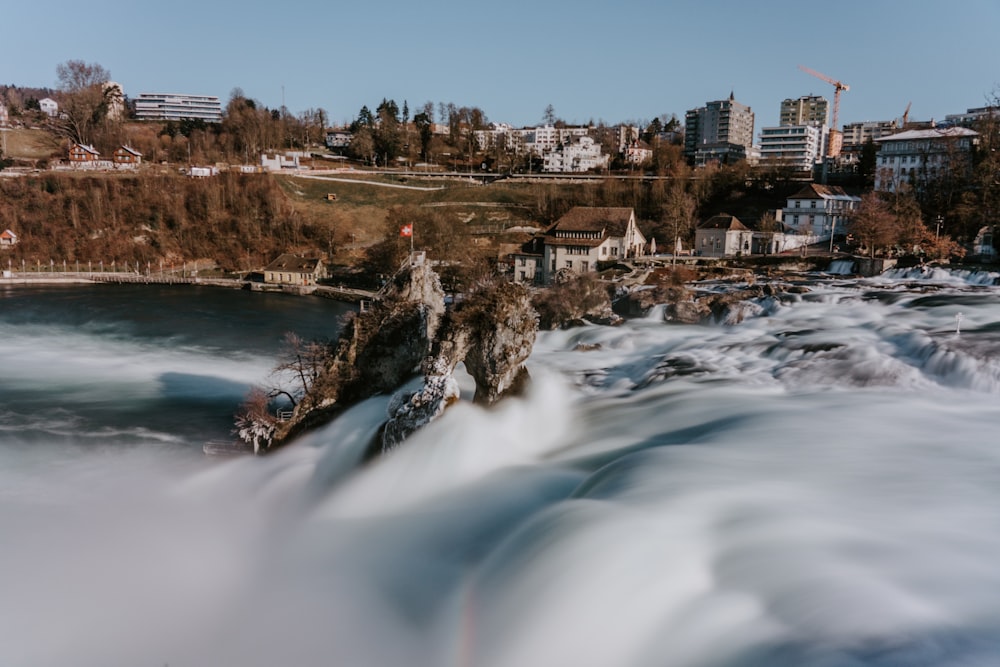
top-left (2, 0), bottom-right (998, 132)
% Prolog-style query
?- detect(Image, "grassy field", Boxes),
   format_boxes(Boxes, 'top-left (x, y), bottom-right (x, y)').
top-left (275, 173), bottom-right (550, 252)
top-left (2, 128), bottom-right (62, 161)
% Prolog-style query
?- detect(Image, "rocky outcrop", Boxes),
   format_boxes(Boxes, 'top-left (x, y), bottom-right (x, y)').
top-left (533, 271), bottom-right (620, 329)
top-left (252, 256), bottom-right (539, 455)
top-left (266, 255), bottom-right (447, 450)
top-left (381, 279), bottom-right (537, 452)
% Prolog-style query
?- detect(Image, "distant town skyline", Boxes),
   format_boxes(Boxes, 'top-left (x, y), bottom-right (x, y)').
top-left (2, 0), bottom-right (999, 131)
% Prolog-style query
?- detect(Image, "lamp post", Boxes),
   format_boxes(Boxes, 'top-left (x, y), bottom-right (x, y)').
top-left (935, 215), bottom-right (943, 241)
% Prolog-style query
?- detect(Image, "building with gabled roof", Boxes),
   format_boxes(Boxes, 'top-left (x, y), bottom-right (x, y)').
top-left (0, 229), bottom-right (18, 248)
top-left (263, 254), bottom-right (325, 286)
top-left (540, 207), bottom-right (646, 283)
top-left (695, 214), bottom-right (753, 257)
top-left (113, 145), bottom-right (142, 168)
top-left (781, 183), bottom-right (860, 247)
top-left (68, 143), bottom-right (101, 166)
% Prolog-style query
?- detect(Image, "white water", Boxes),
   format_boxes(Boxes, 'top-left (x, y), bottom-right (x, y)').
top-left (3, 275), bottom-right (1000, 666)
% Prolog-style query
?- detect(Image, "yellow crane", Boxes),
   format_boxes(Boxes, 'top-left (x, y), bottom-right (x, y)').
top-left (798, 64), bottom-right (850, 157)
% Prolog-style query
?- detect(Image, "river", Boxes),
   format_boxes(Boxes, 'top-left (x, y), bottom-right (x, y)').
top-left (1, 271), bottom-right (999, 666)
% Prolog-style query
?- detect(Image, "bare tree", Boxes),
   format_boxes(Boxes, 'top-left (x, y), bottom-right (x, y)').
top-left (55, 60), bottom-right (111, 145)
top-left (849, 192), bottom-right (897, 258)
top-left (233, 386), bottom-right (277, 454)
top-left (268, 332), bottom-right (333, 407)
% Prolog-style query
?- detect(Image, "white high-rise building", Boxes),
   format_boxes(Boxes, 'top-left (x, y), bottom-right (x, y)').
top-left (758, 124), bottom-right (826, 172)
top-left (135, 93), bottom-right (222, 123)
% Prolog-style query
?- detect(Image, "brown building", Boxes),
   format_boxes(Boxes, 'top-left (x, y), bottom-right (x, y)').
top-left (113, 145), bottom-right (143, 168)
top-left (68, 143), bottom-right (100, 164)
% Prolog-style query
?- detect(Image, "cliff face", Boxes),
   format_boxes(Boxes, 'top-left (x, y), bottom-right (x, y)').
top-left (381, 279), bottom-right (538, 451)
top-left (258, 255), bottom-right (538, 454)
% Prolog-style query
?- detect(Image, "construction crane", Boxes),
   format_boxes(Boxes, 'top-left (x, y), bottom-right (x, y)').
top-left (798, 64), bottom-right (850, 157)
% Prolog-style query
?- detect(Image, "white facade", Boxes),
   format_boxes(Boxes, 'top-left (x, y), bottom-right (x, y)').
top-left (0, 103), bottom-right (8, 126)
top-left (520, 125), bottom-right (590, 155)
top-left (873, 127), bottom-right (978, 192)
top-left (39, 98), bottom-right (59, 117)
top-left (541, 207), bottom-right (645, 283)
top-left (758, 124), bottom-right (825, 171)
top-left (542, 136), bottom-right (609, 173)
top-left (781, 184), bottom-right (860, 242)
top-left (261, 152), bottom-right (304, 172)
top-left (135, 93), bottom-right (223, 123)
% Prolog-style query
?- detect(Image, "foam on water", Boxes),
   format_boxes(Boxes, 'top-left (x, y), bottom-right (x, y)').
top-left (2, 273), bottom-right (1000, 666)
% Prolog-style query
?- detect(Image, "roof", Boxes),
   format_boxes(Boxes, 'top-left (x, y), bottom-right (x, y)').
top-left (263, 253), bottom-right (323, 273)
top-left (789, 183), bottom-right (859, 201)
top-left (116, 145), bottom-right (143, 157)
top-left (697, 214), bottom-right (749, 231)
top-left (552, 207), bottom-right (635, 235)
top-left (1, 229), bottom-right (17, 239)
top-left (874, 127), bottom-right (978, 143)
top-left (72, 144), bottom-right (100, 155)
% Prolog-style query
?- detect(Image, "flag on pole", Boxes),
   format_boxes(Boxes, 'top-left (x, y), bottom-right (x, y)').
top-left (400, 224), bottom-right (413, 237)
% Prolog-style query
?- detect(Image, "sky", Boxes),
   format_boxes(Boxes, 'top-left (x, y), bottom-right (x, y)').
top-left (3, 0), bottom-right (999, 132)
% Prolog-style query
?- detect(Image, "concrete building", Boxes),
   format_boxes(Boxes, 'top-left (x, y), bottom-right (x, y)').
top-left (943, 106), bottom-right (998, 129)
top-left (780, 95), bottom-right (829, 127)
top-left (841, 120), bottom-right (899, 152)
top-left (873, 127), bottom-right (978, 192)
top-left (758, 124), bottom-right (825, 172)
top-left (104, 82), bottom-right (126, 122)
top-left (695, 214), bottom-right (754, 257)
top-left (134, 93), bottom-right (222, 123)
top-left (684, 93), bottom-right (755, 166)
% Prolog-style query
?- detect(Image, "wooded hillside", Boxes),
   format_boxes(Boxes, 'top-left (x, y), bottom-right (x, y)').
top-left (0, 171), bottom-right (332, 271)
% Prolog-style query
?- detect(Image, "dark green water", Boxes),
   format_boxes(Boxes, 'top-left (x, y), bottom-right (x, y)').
top-left (0, 284), bottom-right (353, 449)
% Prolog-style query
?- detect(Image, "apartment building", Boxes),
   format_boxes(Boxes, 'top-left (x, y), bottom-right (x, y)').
top-left (758, 124), bottom-right (825, 172)
top-left (134, 93), bottom-right (223, 123)
top-left (684, 92), bottom-right (755, 166)
top-left (780, 95), bottom-right (829, 127)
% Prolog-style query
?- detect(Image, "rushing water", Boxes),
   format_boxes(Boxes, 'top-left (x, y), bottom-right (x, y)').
top-left (2, 274), bottom-right (1000, 667)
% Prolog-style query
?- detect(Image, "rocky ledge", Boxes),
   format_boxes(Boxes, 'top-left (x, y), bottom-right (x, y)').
top-left (243, 253), bottom-right (538, 455)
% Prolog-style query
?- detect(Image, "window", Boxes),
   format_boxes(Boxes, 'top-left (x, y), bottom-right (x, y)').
top-left (810, 201), bottom-right (816, 208)
top-left (581, 261), bottom-right (589, 271)
top-left (565, 260), bottom-right (573, 269)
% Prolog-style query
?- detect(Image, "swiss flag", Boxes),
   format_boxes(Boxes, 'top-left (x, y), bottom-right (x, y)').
top-left (400, 224), bottom-right (413, 237)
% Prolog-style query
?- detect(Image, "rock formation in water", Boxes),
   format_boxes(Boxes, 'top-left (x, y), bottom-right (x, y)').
top-left (245, 255), bottom-right (538, 454)
top-left (533, 271), bottom-right (620, 329)
top-left (381, 277), bottom-right (537, 451)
